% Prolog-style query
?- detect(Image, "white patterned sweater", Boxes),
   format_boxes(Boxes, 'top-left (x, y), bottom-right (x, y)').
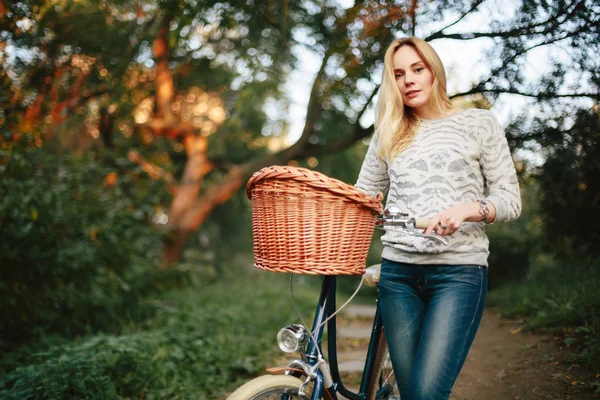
top-left (355, 108), bottom-right (522, 267)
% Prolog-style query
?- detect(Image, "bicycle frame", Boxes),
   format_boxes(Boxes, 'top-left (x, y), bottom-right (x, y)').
top-left (300, 275), bottom-right (385, 400)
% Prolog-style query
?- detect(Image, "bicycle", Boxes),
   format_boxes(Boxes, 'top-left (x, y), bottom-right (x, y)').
top-left (227, 193), bottom-right (447, 400)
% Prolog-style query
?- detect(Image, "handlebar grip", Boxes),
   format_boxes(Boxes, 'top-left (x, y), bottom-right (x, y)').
top-left (414, 218), bottom-right (430, 230)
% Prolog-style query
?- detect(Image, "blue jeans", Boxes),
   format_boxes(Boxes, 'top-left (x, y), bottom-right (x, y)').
top-left (378, 259), bottom-right (488, 400)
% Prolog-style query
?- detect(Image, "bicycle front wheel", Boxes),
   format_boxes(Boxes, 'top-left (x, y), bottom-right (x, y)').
top-left (227, 375), bottom-right (309, 400)
top-left (368, 329), bottom-right (399, 400)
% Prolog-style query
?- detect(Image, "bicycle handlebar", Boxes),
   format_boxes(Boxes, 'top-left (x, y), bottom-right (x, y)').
top-left (413, 218), bottom-right (430, 230)
top-left (376, 207), bottom-right (448, 245)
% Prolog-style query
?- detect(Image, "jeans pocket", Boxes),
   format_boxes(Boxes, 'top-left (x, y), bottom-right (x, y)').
top-left (435, 265), bottom-right (485, 287)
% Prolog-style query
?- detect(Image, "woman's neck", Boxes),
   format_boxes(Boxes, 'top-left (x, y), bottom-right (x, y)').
top-left (413, 106), bottom-right (454, 121)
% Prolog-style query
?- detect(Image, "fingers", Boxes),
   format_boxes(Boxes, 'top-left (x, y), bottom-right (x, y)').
top-left (435, 220), bottom-right (447, 236)
top-left (440, 216), bottom-right (461, 236)
top-left (424, 216), bottom-right (440, 235)
top-left (425, 214), bottom-right (460, 236)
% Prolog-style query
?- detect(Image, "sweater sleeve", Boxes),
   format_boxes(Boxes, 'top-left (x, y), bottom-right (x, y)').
top-left (479, 111), bottom-right (522, 223)
top-left (355, 133), bottom-right (390, 196)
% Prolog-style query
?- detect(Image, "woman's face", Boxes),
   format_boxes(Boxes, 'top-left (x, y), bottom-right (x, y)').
top-left (392, 45), bottom-right (435, 112)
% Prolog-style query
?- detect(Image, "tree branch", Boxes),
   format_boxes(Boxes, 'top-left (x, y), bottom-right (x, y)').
top-left (357, 85), bottom-right (379, 123)
top-left (448, 24), bottom-right (594, 104)
top-left (76, 88), bottom-right (112, 108)
top-left (425, 0), bottom-right (484, 40)
top-left (295, 48), bottom-right (333, 147)
top-left (301, 123), bottom-right (374, 158)
top-left (128, 150), bottom-right (175, 184)
top-left (468, 28), bottom-right (588, 94)
top-left (426, 0), bottom-right (584, 41)
top-left (153, 13), bottom-right (175, 120)
top-left (409, 0), bottom-right (418, 36)
top-left (451, 87), bottom-right (598, 100)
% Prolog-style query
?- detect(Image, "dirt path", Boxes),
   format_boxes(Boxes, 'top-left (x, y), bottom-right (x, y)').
top-left (335, 305), bottom-right (600, 399)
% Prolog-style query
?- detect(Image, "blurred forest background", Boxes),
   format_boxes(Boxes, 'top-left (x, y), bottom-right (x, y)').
top-left (1, 0), bottom-right (599, 398)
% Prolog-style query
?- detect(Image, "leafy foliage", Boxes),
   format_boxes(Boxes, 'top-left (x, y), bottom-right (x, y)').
top-left (486, 177), bottom-right (543, 288)
top-left (0, 273), bottom-right (316, 400)
top-left (535, 108), bottom-right (600, 256)
top-left (0, 137), bottom-right (168, 348)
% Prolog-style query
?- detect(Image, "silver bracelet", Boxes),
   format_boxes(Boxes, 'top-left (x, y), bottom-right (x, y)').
top-left (477, 200), bottom-right (489, 222)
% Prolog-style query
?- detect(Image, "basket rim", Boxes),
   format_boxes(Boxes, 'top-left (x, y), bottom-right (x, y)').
top-left (246, 165), bottom-right (383, 213)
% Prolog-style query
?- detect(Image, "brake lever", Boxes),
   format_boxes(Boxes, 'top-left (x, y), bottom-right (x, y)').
top-left (408, 230), bottom-right (449, 245)
top-left (381, 226), bottom-right (449, 245)
top-left (376, 207), bottom-right (449, 246)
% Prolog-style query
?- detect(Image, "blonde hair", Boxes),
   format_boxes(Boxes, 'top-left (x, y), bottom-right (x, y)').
top-left (376, 37), bottom-right (453, 162)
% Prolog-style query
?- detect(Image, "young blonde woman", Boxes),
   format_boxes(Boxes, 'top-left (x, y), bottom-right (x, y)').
top-left (355, 37), bottom-right (522, 399)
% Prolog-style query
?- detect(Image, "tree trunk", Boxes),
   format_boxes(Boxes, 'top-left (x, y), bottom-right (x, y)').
top-left (161, 134), bottom-right (210, 268)
top-left (153, 14), bottom-right (175, 122)
top-left (20, 91), bottom-right (46, 133)
top-left (99, 107), bottom-right (114, 148)
top-left (162, 168), bottom-right (244, 268)
top-left (168, 135), bottom-right (209, 224)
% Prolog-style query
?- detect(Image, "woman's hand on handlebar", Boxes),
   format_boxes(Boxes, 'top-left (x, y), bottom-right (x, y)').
top-left (424, 204), bottom-right (473, 236)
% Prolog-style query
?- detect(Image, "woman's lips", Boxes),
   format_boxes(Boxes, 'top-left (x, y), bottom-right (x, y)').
top-left (405, 90), bottom-right (421, 98)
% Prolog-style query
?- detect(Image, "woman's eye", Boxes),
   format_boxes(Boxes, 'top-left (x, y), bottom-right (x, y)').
top-left (415, 67), bottom-right (424, 73)
top-left (395, 73), bottom-right (403, 79)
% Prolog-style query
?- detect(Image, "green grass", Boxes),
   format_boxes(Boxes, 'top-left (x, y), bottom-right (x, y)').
top-left (0, 270), bottom-right (322, 399)
top-left (487, 256), bottom-right (600, 370)
top-left (8, 252), bottom-right (598, 399)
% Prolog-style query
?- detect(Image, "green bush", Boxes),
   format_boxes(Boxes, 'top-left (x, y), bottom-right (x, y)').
top-left (1, 330), bottom-right (249, 400)
top-left (486, 179), bottom-right (543, 289)
top-left (0, 141), bottom-right (167, 349)
top-left (0, 273), bottom-right (316, 399)
top-left (535, 108), bottom-right (600, 257)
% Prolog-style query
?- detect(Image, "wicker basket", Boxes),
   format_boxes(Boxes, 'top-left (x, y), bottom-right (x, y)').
top-left (246, 165), bottom-right (383, 275)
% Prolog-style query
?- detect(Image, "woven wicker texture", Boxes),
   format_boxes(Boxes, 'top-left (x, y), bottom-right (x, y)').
top-left (246, 165), bottom-right (383, 275)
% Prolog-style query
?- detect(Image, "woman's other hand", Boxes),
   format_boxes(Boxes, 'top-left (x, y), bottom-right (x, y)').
top-left (423, 202), bottom-right (496, 236)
